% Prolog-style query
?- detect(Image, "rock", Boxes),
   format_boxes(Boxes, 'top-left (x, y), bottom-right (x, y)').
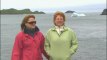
top-left (65, 10), bottom-right (75, 13)
top-left (101, 9), bottom-right (107, 15)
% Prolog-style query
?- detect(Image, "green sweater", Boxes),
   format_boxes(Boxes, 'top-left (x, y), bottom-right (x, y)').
top-left (45, 26), bottom-right (78, 60)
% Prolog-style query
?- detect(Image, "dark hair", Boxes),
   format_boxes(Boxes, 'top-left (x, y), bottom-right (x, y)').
top-left (21, 15), bottom-right (35, 30)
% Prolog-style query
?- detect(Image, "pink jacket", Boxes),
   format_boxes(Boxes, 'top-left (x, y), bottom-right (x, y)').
top-left (11, 31), bottom-right (49, 60)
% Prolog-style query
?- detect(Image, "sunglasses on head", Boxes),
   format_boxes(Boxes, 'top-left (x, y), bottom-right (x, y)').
top-left (27, 21), bottom-right (36, 24)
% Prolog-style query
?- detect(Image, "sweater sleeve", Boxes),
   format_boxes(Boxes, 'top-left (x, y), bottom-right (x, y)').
top-left (70, 31), bottom-right (78, 55)
top-left (11, 33), bottom-right (23, 60)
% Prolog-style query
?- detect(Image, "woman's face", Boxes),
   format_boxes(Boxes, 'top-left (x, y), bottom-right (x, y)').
top-left (25, 17), bottom-right (36, 29)
top-left (54, 15), bottom-right (65, 27)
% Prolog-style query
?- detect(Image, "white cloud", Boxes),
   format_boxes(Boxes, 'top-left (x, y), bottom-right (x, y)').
top-left (1, 0), bottom-right (106, 9)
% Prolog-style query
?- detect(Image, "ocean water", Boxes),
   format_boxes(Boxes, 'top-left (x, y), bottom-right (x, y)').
top-left (1, 13), bottom-right (106, 60)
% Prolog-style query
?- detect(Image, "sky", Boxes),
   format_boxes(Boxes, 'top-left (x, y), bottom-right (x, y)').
top-left (1, 0), bottom-right (106, 13)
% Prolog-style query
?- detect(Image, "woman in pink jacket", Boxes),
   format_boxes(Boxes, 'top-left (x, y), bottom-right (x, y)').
top-left (11, 15), bottom-right (49, 60)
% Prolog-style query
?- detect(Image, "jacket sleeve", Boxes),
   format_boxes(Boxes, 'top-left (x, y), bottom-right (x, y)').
top-left (40, 34), bottom-right (50, 59)
top-left (70, 32), bottom-right (78, 55)
top-left (11, 34), bottom-right (23, 60)
top-left (44, 33), bottom-right (50, 56)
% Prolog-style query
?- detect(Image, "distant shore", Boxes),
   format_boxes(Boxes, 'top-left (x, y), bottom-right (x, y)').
top-left (0, 8), bottom-right (45, 14)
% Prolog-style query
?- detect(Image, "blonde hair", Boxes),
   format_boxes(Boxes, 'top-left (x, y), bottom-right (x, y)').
top-left (53, 11), bottom-right (65, 21)
top-left (53, 11), bottom-right (65, 25)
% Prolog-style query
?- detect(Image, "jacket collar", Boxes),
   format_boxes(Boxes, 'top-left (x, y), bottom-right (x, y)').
top-left (51, 26), bottom-right (68, 31)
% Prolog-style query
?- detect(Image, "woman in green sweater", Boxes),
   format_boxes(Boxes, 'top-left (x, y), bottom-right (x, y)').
top-left (45, 11), bottom-right (78, 60)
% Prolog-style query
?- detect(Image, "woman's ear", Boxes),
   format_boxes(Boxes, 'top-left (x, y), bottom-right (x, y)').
top-left (25, 23), bottom-right (27, 26)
